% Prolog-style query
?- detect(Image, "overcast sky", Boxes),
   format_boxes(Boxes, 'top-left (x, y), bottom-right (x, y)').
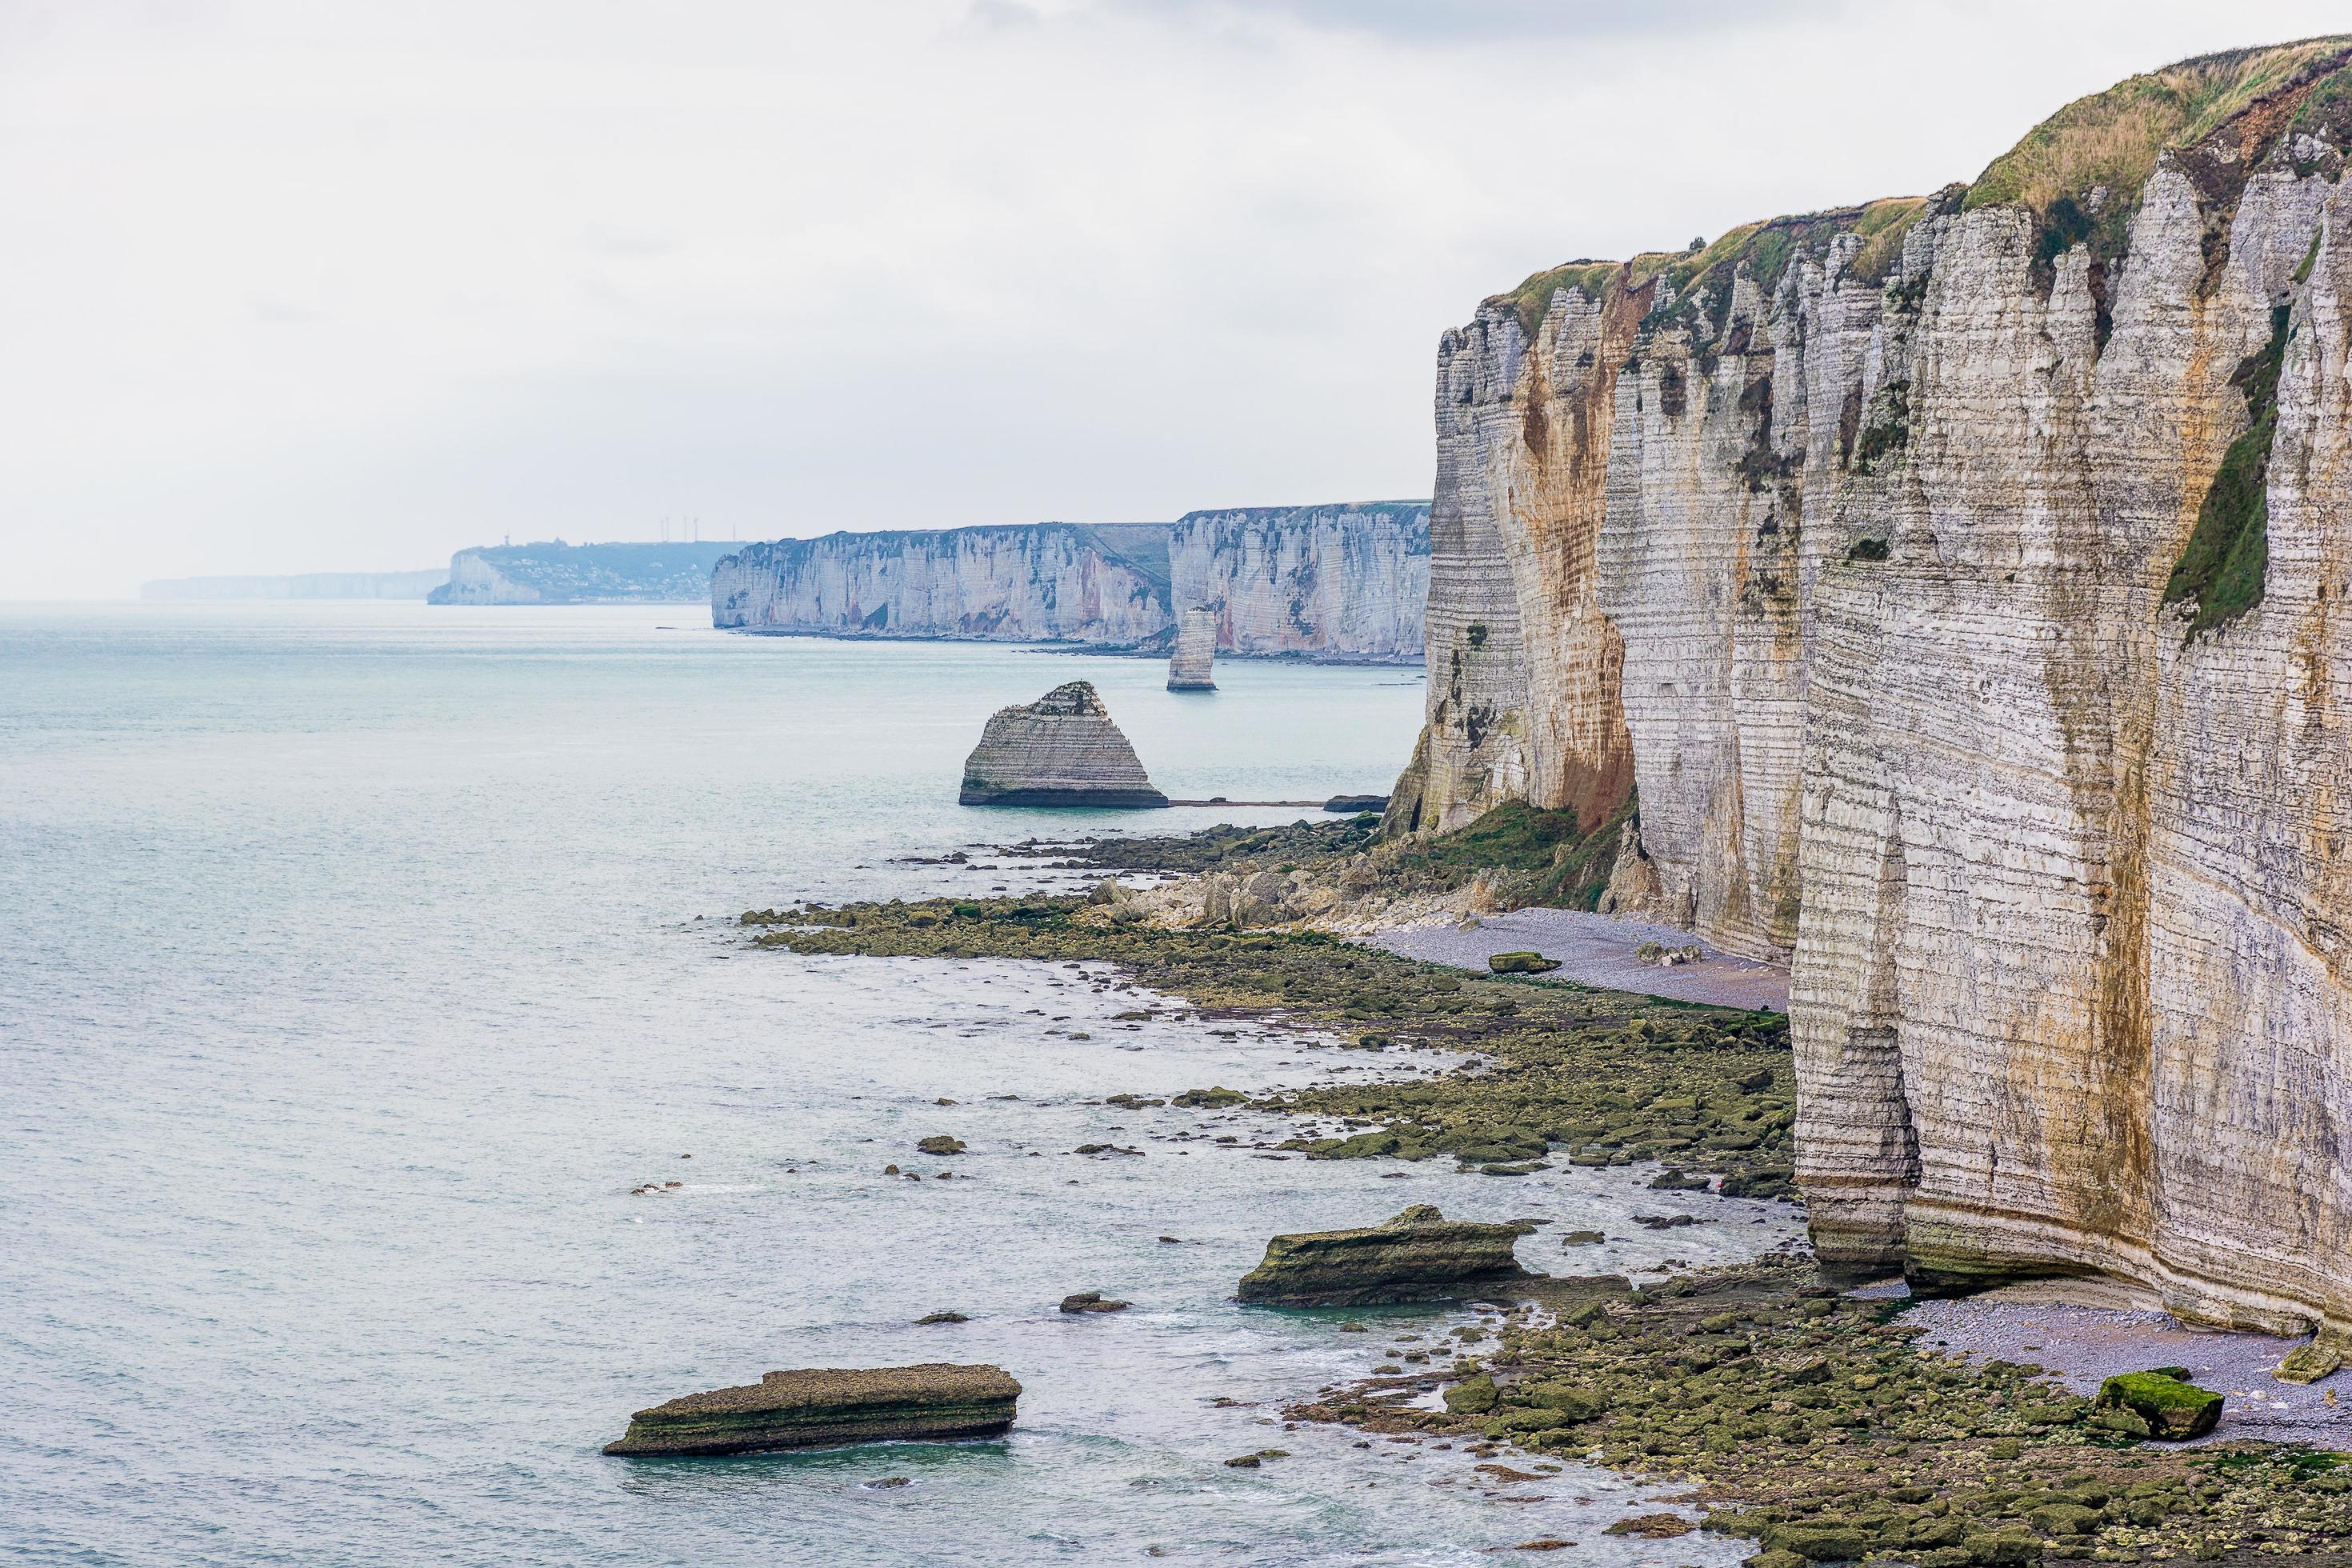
top-left (6, 0), bottom-right (2348, 596)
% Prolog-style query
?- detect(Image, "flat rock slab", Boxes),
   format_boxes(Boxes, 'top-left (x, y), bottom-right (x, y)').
top-left (1238, 1204), bottom-right (1537, 1307)
top-left (1368, 907), bottom-right (1790, 1013)
top-left (604, 1363), bottom-right (1022, 1457)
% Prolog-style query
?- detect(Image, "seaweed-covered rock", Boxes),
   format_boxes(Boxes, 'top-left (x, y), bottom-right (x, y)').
top-left (958, 682), bottom-right (1168, 807)
top-left (2278, 1342), bottom-right (2344, 1385)
top-left (1486, 951), bottom-right (1562, 974)
top-left (1236, 1204), bottom-right (1538, 1306)
top-left (916, 1135), bottom-right (966, 1156)
top-left (603, 1363), bottom-right (1021, 1456)
top-left (1058, 1291), bottom-right (1129, 1314)
top-left (2096, 1369), bottom-right (2223, 1440)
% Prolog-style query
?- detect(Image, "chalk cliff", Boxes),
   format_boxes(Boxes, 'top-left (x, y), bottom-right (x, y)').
top-left (712, 523), bottom-right (1173, 646)
top-left (959, 681), bottom-right (1168, 808)
top-left (1168, 604), bottom-right (1219, 690)
top-left (711, 504), bottom-right (1428, 660)
top-left (1390, 39), bottom-right (2352, 1336)
top-left (1166, 502), bottom-right (1430, 660)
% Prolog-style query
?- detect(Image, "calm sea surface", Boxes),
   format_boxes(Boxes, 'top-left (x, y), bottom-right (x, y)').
top-left (0, 603), bottom-right (1790, 1566)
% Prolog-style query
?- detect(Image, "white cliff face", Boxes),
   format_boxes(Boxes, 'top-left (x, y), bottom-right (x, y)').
top-left (713, 509), bottom-right (1429, 661)
top-left (1397, 41), bottom-right (2352, 1334)
top-left (711, 525), bottom-right (1171, 645)
top-left (1167, 605), bottom-right (1218, 690)
top-left (1166, 503), bottom-right (1429, 661)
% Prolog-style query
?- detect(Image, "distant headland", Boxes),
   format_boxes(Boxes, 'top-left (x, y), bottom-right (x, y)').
top-left (429, 541), bottom-right (735, 604)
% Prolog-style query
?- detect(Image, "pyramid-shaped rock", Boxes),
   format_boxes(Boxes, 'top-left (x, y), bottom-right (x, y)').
top-left (959, 681), bottom-right (1169, 807)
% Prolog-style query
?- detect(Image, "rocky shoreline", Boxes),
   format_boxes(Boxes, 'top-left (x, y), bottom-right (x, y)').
top-left (739, 810), bottom-right (2352, 1562)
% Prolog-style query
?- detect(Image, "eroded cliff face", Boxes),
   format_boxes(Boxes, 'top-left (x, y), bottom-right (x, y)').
top-left (710, 524), bottom-right (1170, 645)
top-left (714, 506), bottom-right (1428, 659)
top-left (1167, 503), bottom-right (1429, 661)
top-left (1395, 40), bottom-right (2352, 1334)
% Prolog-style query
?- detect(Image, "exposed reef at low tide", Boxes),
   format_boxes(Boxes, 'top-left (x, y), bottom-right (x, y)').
top-left (1237, 1204), bottom-right (1537, 1306)
top-left (604, 1363), bottom-right (1021, 1457)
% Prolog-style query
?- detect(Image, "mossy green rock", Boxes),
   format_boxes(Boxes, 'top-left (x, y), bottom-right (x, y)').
top-left (2096, 1370), bottom-right (2223, 1440)
top-left (1238, 1205), bottom-right (1537, 1306)
top-left (1486, 951), bottom-right (1562, 974)
top-left (605, 1363), bottom-right (1021, 1456)
top-left (2278, 1342), bottom-right (2344, 1384)
top-left (1443, 1373), bottom-right (1500, 1414)
top-left (1767, 1521), bottom-right (1872, 1561)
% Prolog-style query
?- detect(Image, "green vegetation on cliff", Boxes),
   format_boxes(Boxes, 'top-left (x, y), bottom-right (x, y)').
top-left (2166, 303), bottom-right (2289, 639)
top-left (1967, 39), bottom-right (2351, 216)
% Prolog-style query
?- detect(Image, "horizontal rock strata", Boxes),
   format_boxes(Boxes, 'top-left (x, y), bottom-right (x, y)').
top-left (1167, 603), bottom-right (1218, 689)
top-left (1237, 1204), bottom-right (1537, 1306)
top-left (603, 1363), bottom-right (1022, 1456)
top-left (711, 503), bottom-right (1430, 661)
top-left (1386, 40), bottom-right (2352, 1334)
top-left (959, 681), bottom-right (1168, 808)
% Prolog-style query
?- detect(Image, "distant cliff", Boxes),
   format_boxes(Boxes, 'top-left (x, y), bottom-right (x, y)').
top-left (711, 523), bottom-right (1170, 646)
top-left (429, 542), bottom-right (734, 605)
top-left (142, 569), bottom-right (447, 601)
top-left (1387, 39), bottom-right (2352, 1338)
top-left (1168, 502), bottom-right (1429, 659)
top-left (711, 503), bottom-right (1429, 661)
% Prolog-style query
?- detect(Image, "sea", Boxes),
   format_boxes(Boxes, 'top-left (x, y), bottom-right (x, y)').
top-left (0, 602), bottom-right (1795, 1566)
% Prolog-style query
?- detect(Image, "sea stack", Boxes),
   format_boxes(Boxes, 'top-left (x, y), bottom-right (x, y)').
top-left (1237, 1205), bottom-right (1538, 1306)
top-left (604, 1363), bottom-right (1022, 1456)
top-left (1167, 604), bottom-right (1219, 690)
top-left (959, 681), bottom-right (1169, 808)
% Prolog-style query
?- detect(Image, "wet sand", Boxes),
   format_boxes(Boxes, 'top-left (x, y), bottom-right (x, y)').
top-left (1366, 908), bottom-right (1790, 1013)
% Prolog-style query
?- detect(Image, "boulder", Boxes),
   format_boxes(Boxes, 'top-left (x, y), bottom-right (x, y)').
top-left (958, 682), bottom-right (1168, 807)
top-left (2095, 1368), bottom-right (2224, 1440)
top-left (603, 1363), bottom-right (1021, 1456)
top-left (1486, 951), bottom-right (1562, 974)
top-left (1236, 1204), bottom-right (1538, 1306)
top-left (1058, 1291), bottom-right (1129, 1313)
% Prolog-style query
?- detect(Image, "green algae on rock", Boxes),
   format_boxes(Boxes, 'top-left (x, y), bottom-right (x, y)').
top-left (1486, 951), bottom-right (1562, 975)
top-left (2098, 1369), bottom-right (2226, 1440)
top-left (1236, 1205), bottom-right (1537, 1306)
top-left (603, 1363), bottom-right (1021, 1456)
top-left (1286, 1254), bottom-right (2352, 1562)
top-left (752, 894), bottom-right (1798, 1196)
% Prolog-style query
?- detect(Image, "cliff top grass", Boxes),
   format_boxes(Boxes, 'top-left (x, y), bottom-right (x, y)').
top-left (1967, 37), bottom-right (2352, 217)
top-left (1495, 260), bottom-right (1623, 336)
top-left (1492, 196), bottom-right (1930, 340)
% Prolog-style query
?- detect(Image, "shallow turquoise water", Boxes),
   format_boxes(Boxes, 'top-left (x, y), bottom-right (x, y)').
top-left (0, 603), bottom-right (1784, 1565)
